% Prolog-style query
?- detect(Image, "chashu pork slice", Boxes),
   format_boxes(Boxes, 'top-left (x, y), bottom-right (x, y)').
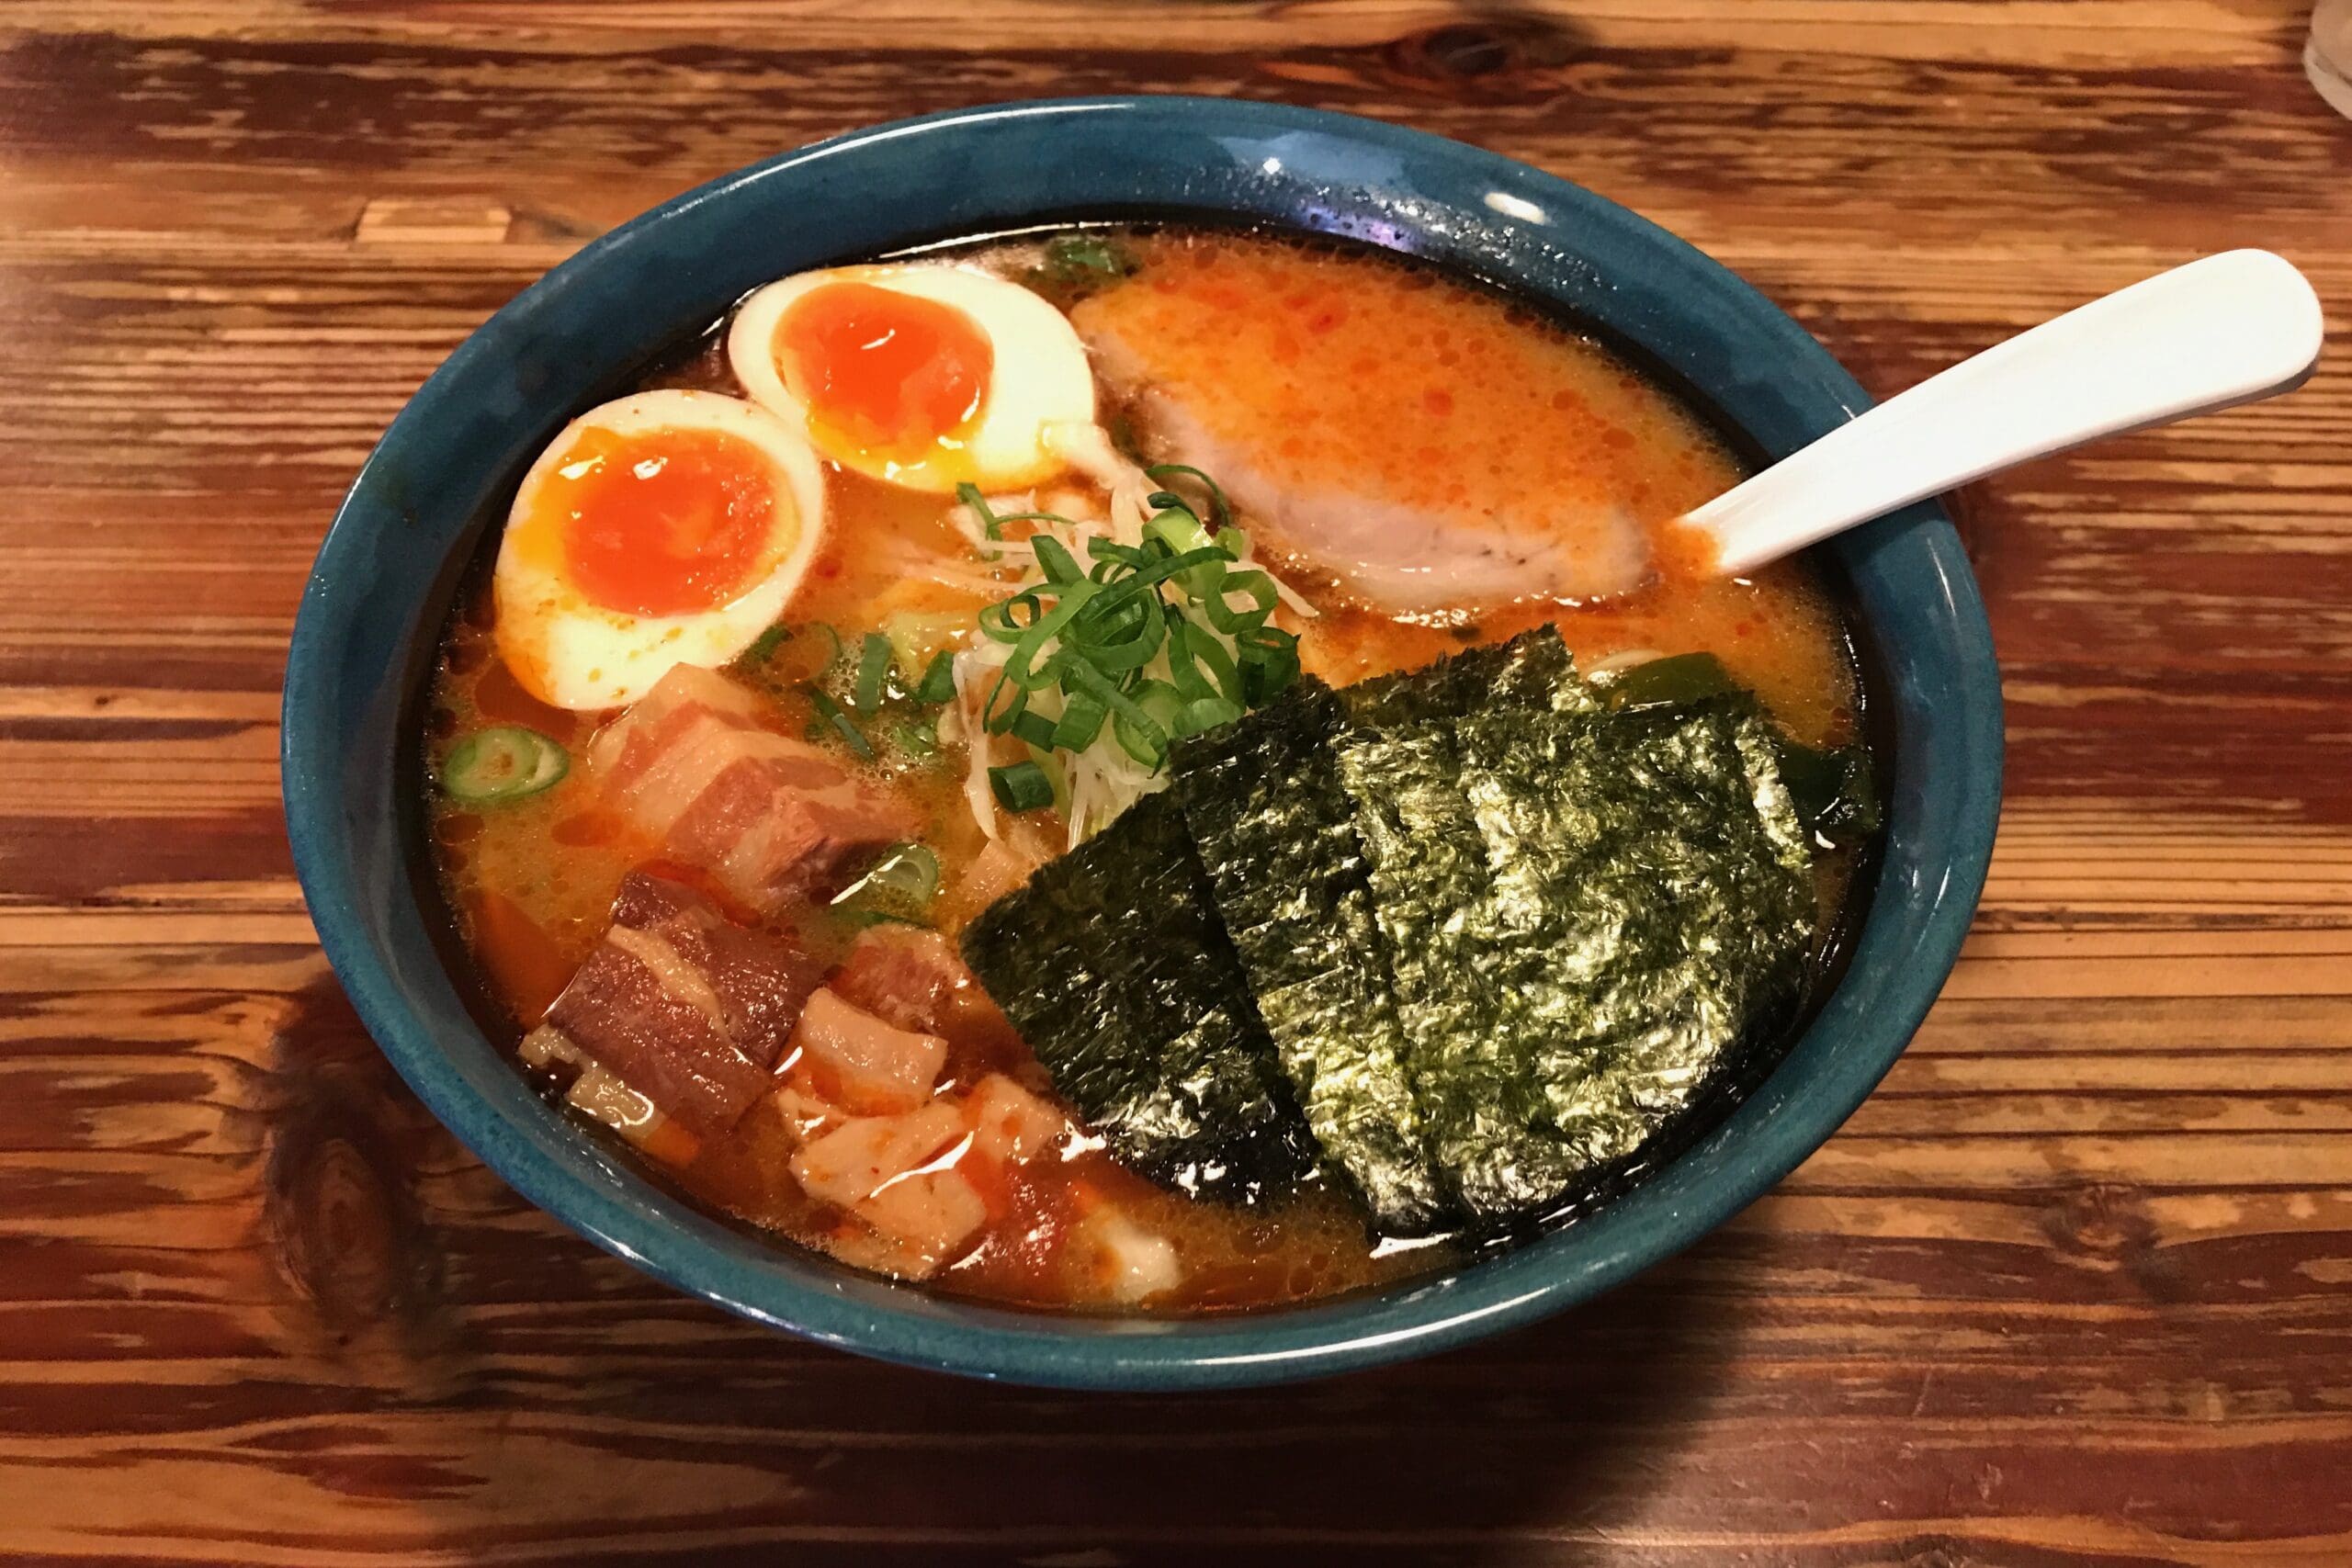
top-left (1073, 250), bottom-right (1657, 612)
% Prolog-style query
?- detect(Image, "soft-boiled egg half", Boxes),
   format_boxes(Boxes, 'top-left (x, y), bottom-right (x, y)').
top-left (727, 264), bottom-right (1095, 493)
top-left (493, 389), bottom-right (825, 710)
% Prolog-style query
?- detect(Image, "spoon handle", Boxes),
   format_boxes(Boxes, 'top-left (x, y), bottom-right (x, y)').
top-left (1683, 249), bottom-right (2324, 576)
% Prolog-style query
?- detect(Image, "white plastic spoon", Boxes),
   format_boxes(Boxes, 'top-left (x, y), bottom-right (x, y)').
top-left (1678, 249), bottom-right (2325, 576)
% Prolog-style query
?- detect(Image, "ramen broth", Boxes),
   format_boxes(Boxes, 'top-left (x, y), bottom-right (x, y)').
top-left (425, 228), bottom-right (1865, 1312)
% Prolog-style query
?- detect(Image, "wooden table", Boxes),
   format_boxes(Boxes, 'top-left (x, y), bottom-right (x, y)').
top-left (5, 3), bottom-right (2348, 1562)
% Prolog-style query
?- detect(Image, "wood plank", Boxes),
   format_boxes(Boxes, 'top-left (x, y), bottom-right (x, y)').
top-left (5, 0), bottom-right (2351, 1560)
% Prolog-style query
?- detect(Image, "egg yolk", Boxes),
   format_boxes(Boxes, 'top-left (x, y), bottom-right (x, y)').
top-left (543, 426), bottom-right (777, 617)
top-left (776, 280), bottom-right (992, 463)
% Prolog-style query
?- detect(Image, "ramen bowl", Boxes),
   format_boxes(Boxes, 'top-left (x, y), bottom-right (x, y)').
top-left (282, 96), bottom-right (2001, 1389)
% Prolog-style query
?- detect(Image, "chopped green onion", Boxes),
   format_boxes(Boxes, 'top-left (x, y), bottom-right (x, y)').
top-left (851, 631), bottom-right (895, 715)
top-left (833, 841), bottom-right (943, 908)
top-left (1144, 506), bottom-right (1215, 558)
top-left (1087, 536), bottom-right (1148, 572)
top-left (1179, 618), bottom-right (1241, 704)
top-left (880, 611), bottom-right (967, 684)
top-left (1023, 235), bottom-right (1139, 300)
top-left (1144, 508), bottom-right (1232, 598)
top-left (441, 726), bottom-right (568, 804)
top-left (1063, 589), bottom-right (1164, 672)
top-left (1204, 568), bottom-right (1278, 634)
top-left (989, 761), bottom-right (1055, 812)
top-left (803, 685), bottom-right (875, 760)
top-left (1046, 234), bottom-right (1136, 280)
top-left (889, 717), bottom-right (940, 757)
top-left (1145, 463), bottom-right (1234, 530)
top-left (1236, 625), bottom-right (1302, 706)
top-left (1031, 534), bottom-right (1084, 585)
top-left (957, 460), bottom-right (1297, 795)
top-left (999, 582), bottom-right (1099, 694)
top-left (836, 908), bottom-right (933, 932)
top-left (1171, 695), bottom-right (1243, 738)
top-left (956, 481), bottom-right (1089, 544)
top-left (913, 649), bottom-right (957, 705)
top-left (1051, 692), bottom-right (1108, 750)
top-left (743, 622), bottom-right (791, 664)
top-left (956, 482), bottom-right (1004, 541)
top-left (806, 623), bottom-right (843, 671)
top-left (1602, 651), bottom-right (1737, 713)
top-left (1009, 708), bottom-right (1059, 750)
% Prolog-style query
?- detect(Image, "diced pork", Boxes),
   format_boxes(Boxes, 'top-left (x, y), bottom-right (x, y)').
top-left (786, 987), bottom-right (947, 1115)
top-left (586, 664), bottom-right (920, 911)
top-left (964, 1073), bottom-right (1072, 1166)
top-left (769, 1080), bottom-right (843, 1143)
top-left (944, 837), bottom-right (1044, 922)
top-left (789, 1100), bottom-right (989, 1279)
top-left (520, 1026), bottom-right (703, 1167)
top-left (787, 1101), bottom-right (969, 1210)
top-left (532, 872), bottom-right (823, 1143)
top-left (826, 926), bottom-right (974, 1034)
top-left (856, 1171), bottom-right (989, 1272)
top-left (1080, 1208), bottom-right (1183, 1304)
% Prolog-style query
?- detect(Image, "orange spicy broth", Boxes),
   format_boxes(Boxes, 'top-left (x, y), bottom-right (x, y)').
top-left (425, 226), bottom-right (1866, 1314)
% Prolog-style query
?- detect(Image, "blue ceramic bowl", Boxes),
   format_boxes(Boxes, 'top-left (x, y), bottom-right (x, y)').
top-left (283, 96), bottom-right (2001, 1389)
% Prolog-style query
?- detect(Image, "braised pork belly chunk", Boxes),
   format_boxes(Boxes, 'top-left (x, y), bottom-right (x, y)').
top-left (587, 664), bottom-right (919, 911)
top-left (523, 872), bottom-right (823, 1158)
top-left (826, 925), bottom-right (974, 1034)
top-left (786, 987), bottom-right (949, 1115)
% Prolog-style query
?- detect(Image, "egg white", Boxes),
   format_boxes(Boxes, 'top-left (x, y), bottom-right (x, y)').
top-left (727, 264), bottom-right (1095, 493)
top-left (492, 389), bottom-right (826, 711)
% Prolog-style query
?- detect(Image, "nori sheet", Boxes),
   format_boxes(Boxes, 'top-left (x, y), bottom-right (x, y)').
top-left (1333, 626), bottom-right (1598, 1219)
top-left (1430, 692), bottom-right (1815, 1222)
top-left (958, 791), bottom-right (1314, 1203)
top-left (1170, 680), bottom-right (1445, 1234)
top-left (966, 621), bottom-right (1819, 1235)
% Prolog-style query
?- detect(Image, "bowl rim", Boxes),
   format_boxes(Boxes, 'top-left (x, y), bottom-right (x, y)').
top-left (283, 94), bottom-right (2003, 1390)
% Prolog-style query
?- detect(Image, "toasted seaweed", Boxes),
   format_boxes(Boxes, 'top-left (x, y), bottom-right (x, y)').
top-left (1170, 680), bottom-right (1445, 1234)
top-left (966, 621), bottom-right (1823, 1236)
top-left (1333, 628), bottom-right (1598, 1220)
top-left (1434, 693), bottom-right (1815, 1221)
top-left (959, 792), bottom-right (1314, 1203)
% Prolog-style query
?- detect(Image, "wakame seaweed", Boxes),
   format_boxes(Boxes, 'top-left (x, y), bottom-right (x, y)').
top-left (1170, 680), bottom-right (1445, 1234)
top-left (959, 792), bottom-right (1314, 1203)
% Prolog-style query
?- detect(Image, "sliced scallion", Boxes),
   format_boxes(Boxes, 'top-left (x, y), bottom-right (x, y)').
top-left (1009, 708), bottom-right (1059, 751)
top-left (889, 717), bottom-right (940, 757)
top-left (1051, 692), bottom-right (1108, 750)
top-left (1144, 462), bottom-right (1235, 529)
top-left (989, 761), bottom-right (1055, 812)
top-left (1032, 534), bottom-right (1084, 585)
top-left (851, 631), bottom-right (894, 714)
top-left (833, 840), bottom-right (943, 908)
top-left (441, 726), bottom-right (568, 804)
top-left (743, 622), bottom-right (791, 664)
top-left (958, 460), bottom-right (1302, 799)
top-left (913, 649), bottom-right (957, 705)
top-left (1172, 695), bottom-right (1243, 739)
top-left (804, 685), bottom-right (875, 760)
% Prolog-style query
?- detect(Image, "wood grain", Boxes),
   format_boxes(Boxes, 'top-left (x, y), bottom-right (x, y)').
top-left (4, 0), bottom-right (2349, 1562)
